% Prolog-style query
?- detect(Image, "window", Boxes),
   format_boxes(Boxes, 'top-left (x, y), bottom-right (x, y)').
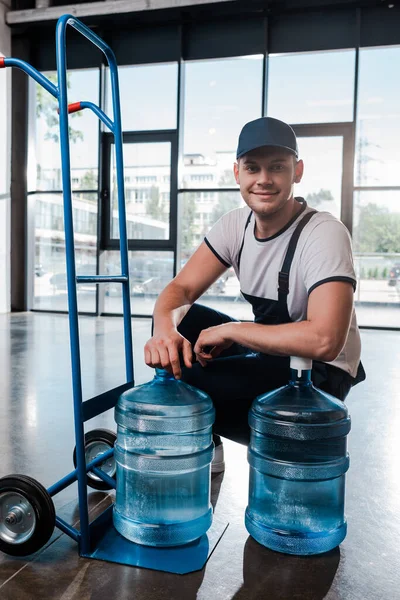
top-left (103, 250), bottom-right (174, 315)
top-left (183, 56), bottom-right (263, 188)
top-left (179, 189), bottom-right (251, 317)
top-left (179, 190), bottom-right (245, 255)
top-left (110, 142), bottom-right (171, 241)
top-left (353, 190), bottom-right (400, 328)
top-left (353, 46), bottom-right (400, 327)
top-left (295, 135), bottom-right (343, 220)
top-left (34, 69), bottom-right (100, 192)
top-left (32, 68), bottom-right (99, 313)
top-left (356, 46), bottom-right (400, 187)
top-left (106, 63), bottom-right (178, 131)
top-left (33, 192), bottom-right (97, 312)
top-left (267, 50), bottom-right (356, 124)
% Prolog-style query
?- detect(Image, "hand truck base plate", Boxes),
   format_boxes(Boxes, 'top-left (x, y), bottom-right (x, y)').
top-left (82, 504), bottom-right (229, 574)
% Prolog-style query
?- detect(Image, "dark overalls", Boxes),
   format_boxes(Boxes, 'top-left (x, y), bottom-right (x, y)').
top-left (179, 210), bottom-right (364, 446)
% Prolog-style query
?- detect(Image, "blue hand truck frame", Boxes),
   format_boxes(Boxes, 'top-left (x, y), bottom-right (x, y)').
top-left (1, 13), bottom-right (134, 557)
top-left (0, 15), bottom-right (227, 573)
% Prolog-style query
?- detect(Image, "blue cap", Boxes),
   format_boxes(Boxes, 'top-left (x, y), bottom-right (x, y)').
top-left (236, 117), bottom-right (298, 159)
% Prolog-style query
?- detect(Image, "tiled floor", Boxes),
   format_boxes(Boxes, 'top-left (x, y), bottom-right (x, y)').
top-left (0, 312), bottom-right (398, 599)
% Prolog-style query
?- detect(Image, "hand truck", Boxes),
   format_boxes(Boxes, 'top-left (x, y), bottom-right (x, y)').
top-left (0, 15), bottom-right (227, 574)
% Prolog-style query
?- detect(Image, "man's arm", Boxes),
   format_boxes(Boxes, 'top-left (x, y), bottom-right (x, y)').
top-left (144, 242), bottom-right (228, 377)
top-left (194, 281), bottom-right (353, 363)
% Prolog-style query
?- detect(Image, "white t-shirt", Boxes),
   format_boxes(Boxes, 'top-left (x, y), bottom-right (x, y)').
top-left (204, 200), bottom-right (361, 378)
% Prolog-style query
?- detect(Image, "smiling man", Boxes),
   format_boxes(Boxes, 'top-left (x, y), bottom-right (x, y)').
top-left (144, 116), bottom-right (365, 471)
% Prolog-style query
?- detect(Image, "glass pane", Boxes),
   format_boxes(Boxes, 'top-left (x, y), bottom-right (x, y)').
top-left (295, 136), bottom-right (342, 219)
top-left (106, 63), bottom-right (178, 131)
top-left (179, 191), bottom-right (253, 320)
top-left (103, 250), bottom-right (174, 315)
top-left (183, 56), bottom-right (263, 188)
top-left (356, 46), bottom-right (400, 186)
top-left (179, 190), bottom-right (243, 261)
top-left (34, 69), bottom-right (100, 192)
top-left (33, 192), bottom-right (97, 312)
top-left (111, 142), bottom-right (171, 240)
top-left (353, 190), bottom-right (400, 327)
top-left (268, 50), bottom-right (355, 124)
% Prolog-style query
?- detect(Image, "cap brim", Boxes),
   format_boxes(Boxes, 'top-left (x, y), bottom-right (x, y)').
top-left (237, 143), bottom-right (298, 159)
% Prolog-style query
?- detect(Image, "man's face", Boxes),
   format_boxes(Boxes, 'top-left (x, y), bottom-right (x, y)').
top-left (234, 147), bottom-right (304, 217)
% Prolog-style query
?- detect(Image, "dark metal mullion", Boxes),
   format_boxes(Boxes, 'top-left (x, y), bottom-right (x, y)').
top-left (175, 26), bottom-right (184, 277)
top-left (354, 186), bottom-right (400, 192)
top-left (347, 7), bottom-right (361, 237)
top-left (28, 189), bottom-right (98, 195)
top-left (178, 188), bottom-right (238, 193)
top-left (122, 129), bottom-right (177, 140)
top-left (359, 326), bottom-right (400, 332)
top-left (340, 127), bottom-right (354, 234)
top-left (101, 312), bottom-right (153, 319)
top-left (168, 133), bottom-right (178, 270)
top-left (100, 132), bottom-right (112, 250)
top-left (352, 8), bottom-right (361, 144)
top-left (105, 130), bottom-right (178, 249)
top-left (292, 123), bottom-right (352, 137)
top-left (262, 16), bottom-right (269, 117)
top-left (95, 63), bottom-right (105, 316)
top-left (32, 309), bottom-right (97, 317)
top-left (108, 239), bottom-right (176, 251)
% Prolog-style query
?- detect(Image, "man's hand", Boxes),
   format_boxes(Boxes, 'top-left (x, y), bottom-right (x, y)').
top-left (194, 324), bottom-right (234, 367)
top-left (144, 329), bottom-right (193, 379)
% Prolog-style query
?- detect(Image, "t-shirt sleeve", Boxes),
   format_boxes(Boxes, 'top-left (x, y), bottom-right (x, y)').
top-left (204, 212), bottom-right (237, 268)
top-left (301, 219), bottom-right (357, 295)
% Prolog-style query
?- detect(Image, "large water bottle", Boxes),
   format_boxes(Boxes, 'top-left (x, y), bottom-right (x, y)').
top-left (113, 368), bottom-right (215, 547)
top-left (245, 357), bottom-right (351, 555)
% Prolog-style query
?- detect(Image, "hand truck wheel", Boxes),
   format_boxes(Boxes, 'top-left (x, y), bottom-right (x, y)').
top-left (73, 428), bottom-right (117, 491)
top-left (0, 474), bottom-right (56, 557)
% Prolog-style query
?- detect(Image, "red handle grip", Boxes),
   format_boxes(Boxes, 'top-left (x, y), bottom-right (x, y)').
top-left (67, 101), bottom-right (82, 114)
top-left (57, 101), bottom-right (82, 115)
top-left (0, 57), bottom-right (5, 69)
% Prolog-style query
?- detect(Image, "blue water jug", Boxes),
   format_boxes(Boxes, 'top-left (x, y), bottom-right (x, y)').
top-left (245, 357), bottom-right (351, 555)
top-left (113, 368), bottom-right (215, 547)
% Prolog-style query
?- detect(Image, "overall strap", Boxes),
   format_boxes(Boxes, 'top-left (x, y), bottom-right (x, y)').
top-left (278, 210), bottom-right (317, 303)
top-left (237, 211), bottom-right (253, 271)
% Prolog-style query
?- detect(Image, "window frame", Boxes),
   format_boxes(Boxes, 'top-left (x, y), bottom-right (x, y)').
top-left (100, 130), bottom-right (178, 252)
top-left (292, 123), bottom-right (355, 234)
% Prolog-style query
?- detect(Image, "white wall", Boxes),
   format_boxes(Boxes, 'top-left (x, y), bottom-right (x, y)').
top-left (0, 0), bottom-right (11, 313)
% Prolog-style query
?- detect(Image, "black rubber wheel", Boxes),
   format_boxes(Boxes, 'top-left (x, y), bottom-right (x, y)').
top-left (73, 428), bottom-right (117, 491)
top-left (0, 474), bottom-right (56, 557)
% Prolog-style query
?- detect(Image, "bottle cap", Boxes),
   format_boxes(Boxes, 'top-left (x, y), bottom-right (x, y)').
top-left (290, 356), bottom-right (312, 374)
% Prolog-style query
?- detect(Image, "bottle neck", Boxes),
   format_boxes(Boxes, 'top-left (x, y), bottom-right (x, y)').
top-left (289, 368), bottom-right (312, 387)
top-left (155, 368), bottom-right (175, 380)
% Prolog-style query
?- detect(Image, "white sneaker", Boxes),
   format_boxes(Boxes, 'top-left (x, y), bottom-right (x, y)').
top-left (212, 440), bottom-right (225, 473)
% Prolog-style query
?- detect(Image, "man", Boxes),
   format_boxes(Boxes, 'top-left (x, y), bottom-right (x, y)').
top-left (144, 117), bottom-right (365, 471)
